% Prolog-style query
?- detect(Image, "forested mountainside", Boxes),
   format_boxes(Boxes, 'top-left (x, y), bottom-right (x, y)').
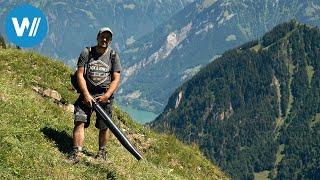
top-left (151, 21), bottom-right (320, 179)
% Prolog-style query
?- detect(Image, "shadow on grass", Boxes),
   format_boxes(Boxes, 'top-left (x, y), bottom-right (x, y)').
top-left (41, 127), bottom-right (73, 154)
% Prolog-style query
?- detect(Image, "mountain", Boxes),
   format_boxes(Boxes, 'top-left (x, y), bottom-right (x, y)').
top-left (119, 0), bottom-right (320, 113)
top-left (0, 0), bottom-right (194, 63)
top-left (0, 47), bottom-right (227, 179)
top-left (150, 21), bottom-right (320, 179)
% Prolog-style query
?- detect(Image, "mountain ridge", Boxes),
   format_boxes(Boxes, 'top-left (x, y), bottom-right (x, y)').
top-left (119, 0), bottom-right (320, 113)
top-left (150, 21), bottom-right (320, 179)
top-left (0, 0), bottom-right (194, 62)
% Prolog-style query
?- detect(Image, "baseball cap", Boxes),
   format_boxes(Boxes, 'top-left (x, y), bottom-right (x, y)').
top-left (98, 27), bottom-right (113, 36)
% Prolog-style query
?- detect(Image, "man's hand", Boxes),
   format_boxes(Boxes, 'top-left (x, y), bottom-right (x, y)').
top-left (95, 93), bottom-right (111, 103)
top-left (83, 94), bottom-right (95, 106)
top-left (95, 71), bottom-right (120, 104)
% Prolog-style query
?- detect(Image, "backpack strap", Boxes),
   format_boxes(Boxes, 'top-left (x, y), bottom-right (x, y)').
top-left (108, 49), bottom-right (116, 94)
top-left (110, 49), bottom-right (116, 65)
top-left (83, 46), bottom-right (92, 75)
top-left (87, 46), bottom-right (92, 63)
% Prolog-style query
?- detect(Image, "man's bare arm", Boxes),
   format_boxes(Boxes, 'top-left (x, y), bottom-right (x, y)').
top-left (77, 67), bottom-right (94, 105)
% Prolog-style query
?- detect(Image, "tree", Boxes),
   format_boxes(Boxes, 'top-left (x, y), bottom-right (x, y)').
top-left (0, 34), bottom-right (6, 49)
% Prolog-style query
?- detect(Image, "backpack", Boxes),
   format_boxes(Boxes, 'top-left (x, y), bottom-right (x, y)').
top-left (71, 47), bottom-right (117, 93)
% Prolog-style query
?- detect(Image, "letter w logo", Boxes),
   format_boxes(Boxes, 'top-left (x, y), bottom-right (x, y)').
top-left (11, 17), bottom-right (41, 37)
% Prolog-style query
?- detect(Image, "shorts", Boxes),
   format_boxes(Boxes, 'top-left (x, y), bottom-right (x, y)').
top-left (73, 95), bottom-right (113, 130)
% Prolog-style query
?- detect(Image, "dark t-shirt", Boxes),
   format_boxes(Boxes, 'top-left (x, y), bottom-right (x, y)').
top-left (77, 46), bottom-right (121, 95)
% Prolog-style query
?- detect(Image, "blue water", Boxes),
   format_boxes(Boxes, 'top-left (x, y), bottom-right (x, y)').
top-left (120, 105), bottom-right (159, 124)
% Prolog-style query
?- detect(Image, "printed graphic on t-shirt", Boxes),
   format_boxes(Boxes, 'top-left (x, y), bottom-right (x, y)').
top-left (86, 60), bottom-right (110, 86)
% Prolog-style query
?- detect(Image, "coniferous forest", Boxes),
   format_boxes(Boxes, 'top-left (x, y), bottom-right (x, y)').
top-left (150, 21), bottom-right (320, 179)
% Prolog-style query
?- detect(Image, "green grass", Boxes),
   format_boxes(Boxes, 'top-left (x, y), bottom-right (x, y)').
top-left (270, 144), bottom-right (285, 178)
top-left (0, 48), bottom-right (76, 103)
top-left (0, 49), bottom-right (227, 179)
top-left (275, 144), bottom-right (285, 166)
top-left (310, 113), bottom-right (320, 128)
top-left (274, 117), bottom-right (284, 139)
top-left (250, 44), bottom-right (262, 52)
top-left (306, 65), bottom-right (314, 86)
top-left (254, 170), bottom-right (270, 180)
top-left (285, 63), bottom-right (295, 118)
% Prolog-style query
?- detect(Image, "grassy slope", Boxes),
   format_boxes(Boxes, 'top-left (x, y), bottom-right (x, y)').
top-left (0, 49), bottom-right (227, 179)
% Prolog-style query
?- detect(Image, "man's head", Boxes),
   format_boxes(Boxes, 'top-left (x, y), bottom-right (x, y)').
top-left (97, 27), bottom-right (113, 48)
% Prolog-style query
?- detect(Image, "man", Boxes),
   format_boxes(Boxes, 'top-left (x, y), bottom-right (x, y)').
top-left (69, 27), bottom-right (121, 163)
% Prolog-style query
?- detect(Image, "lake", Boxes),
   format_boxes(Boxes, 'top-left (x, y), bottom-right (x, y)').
top-left (120, 105), bottom-right (159, 124)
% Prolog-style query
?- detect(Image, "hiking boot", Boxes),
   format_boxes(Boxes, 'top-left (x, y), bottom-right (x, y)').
top-left (95, 148), bottom-right (107, 161)
top-left (67, 149), bottom-right (84, 164)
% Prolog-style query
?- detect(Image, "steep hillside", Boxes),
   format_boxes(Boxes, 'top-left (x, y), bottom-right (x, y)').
top-left (0, 48), bottom-right (227, 179)
top-left (0, 0), bottom-right (193, 62)
top-left (150, 21), bottom-right (320, 179)
top-left (120, 0), bottom-right (320, 113)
